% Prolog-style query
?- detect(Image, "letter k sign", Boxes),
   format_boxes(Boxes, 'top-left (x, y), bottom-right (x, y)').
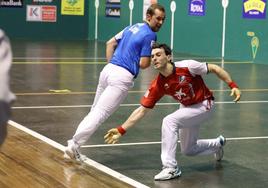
top-left (30, 7), bottom-right (39, 17)
top-left (27, 5), bottom-right (42, 21)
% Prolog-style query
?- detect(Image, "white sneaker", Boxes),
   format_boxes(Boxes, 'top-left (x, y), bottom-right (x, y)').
top-left (154, 167), bottom-right (181, 181)
top-left (64, 140), bottom-right (87, 162)
top-left (214, 135), bottom-right (226, 161)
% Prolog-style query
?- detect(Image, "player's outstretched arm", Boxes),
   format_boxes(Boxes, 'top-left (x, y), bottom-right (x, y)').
top-left (104, 106), bottom-right (151, 144)
top-left (207, 64), bottom-right (241, 102)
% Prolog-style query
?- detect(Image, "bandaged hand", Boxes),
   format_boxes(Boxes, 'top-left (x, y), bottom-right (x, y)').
top-left (104, 126), bottom-right (126, 144)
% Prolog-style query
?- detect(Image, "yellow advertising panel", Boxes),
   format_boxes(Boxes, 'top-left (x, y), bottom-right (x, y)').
top-left (61, 0), bottom-right (84, 16)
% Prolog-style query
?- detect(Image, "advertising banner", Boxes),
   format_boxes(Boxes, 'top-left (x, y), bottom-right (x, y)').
top-left (0, 0), bottom-right (23, 7)
top-left (188, 0), bottom-right (206, 16)
top-left (243, 0), bottom-right (266, 19)
top-left (27, 5), bottom-right (57, 22)
top-left (61, 0), bottom-right (85, 16)
top-left (106, 0), bottom-right (121, 17)
top-left (32, 0), bottom-right (53, 2)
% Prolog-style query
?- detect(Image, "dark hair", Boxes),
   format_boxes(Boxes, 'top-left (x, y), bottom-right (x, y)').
top-left (146, 4), bottom-right (165, 16)
top-left (152, 43), bottom-right (172, 56)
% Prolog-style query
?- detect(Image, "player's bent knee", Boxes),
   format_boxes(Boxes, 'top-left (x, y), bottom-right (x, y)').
top-left (181, 147), bottom-right (196, 156)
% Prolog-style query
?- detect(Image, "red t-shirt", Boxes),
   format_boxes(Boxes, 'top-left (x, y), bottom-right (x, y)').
top-left (141, 60), bottom-right (213, 108)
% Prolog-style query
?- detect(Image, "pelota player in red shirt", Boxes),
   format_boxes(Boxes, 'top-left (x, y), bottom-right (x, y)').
top-left (104, 43), bottom-right (241, 181)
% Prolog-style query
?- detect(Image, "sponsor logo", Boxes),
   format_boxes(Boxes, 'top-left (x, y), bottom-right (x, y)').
top-left (178, 76), bottom-right (186, 83)
top-left (0, 0), bottom-right (23, 7)
top-left (164, 83), bottom-right (169, 89)
top-left (243, 0), bottom-right (267, 19)
top-left (27, 5), bottom-right (57, 22)
top-left (188, 0), bottom-right (206, 16)
top-left (33, 0), bottom-right (53, 2)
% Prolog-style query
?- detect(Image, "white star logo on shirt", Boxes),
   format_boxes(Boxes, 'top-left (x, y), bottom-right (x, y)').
top-left (174, 88), bottom-right (186, 100)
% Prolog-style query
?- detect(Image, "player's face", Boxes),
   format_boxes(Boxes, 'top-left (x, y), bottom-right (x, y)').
top-left (151, 48), bottom-right (170, 70)
top-left (147, 9), bottom-right (165, 32)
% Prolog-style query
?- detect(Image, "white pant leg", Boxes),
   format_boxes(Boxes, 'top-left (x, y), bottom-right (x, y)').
top-left (72, 64), bottom-right (134, 146)
top-left (161, 100), bottom-right (220, 168)
top-left (161, 115), bottom-right (179, 168)
top-left (90, 67), bottom-right (108, 112)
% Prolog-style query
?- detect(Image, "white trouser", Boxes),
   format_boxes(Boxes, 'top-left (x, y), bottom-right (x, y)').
top-left (72, 63), bottom-right (134, 146)
top-left (161, 99), bottom-right (221, 168)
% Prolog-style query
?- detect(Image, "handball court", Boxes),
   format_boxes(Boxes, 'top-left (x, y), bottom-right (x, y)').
top-left (1, 40), bottom-right (268, 188)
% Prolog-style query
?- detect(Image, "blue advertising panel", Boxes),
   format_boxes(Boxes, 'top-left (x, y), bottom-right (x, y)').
top-left (188, 0), bottom-right (206, 16)
top-left (243, 0), bottom-right (266, 19)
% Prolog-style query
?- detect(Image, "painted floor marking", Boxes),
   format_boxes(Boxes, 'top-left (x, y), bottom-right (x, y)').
top-left (11, 100), bottom-right (268, 110)
top-left (82, 136), bottom-right (268, 148)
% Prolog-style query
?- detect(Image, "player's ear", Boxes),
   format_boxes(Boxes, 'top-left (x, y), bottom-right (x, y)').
top-left (167, 54), bottom-right (172, 63)
top-left (146, 13), bottom-right (152, 22)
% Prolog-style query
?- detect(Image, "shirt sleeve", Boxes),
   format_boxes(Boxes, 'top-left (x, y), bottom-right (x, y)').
top-left (140, 79), bottom-right (163, 108)
top-left (114, 26), bottom-right (129, 42)
top-left (186, 60), bottom-right (208, 76)
top-left (140, 33), bottom-right (156, 57)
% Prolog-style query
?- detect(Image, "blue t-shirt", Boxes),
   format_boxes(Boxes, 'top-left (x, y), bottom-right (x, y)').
top-left (110, 23), bottom-right (156, 78)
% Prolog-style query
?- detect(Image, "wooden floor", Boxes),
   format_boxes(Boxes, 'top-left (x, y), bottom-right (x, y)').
top-left (0, 124), bottom-right (134, 188)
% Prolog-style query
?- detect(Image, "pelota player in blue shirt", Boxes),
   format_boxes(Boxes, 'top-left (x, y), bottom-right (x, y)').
top-left (65, 4), bottom-right (166, 161)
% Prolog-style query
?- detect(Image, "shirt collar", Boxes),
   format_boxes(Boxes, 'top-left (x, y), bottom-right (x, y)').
top-left (159, 62), bottom-right (176, 78)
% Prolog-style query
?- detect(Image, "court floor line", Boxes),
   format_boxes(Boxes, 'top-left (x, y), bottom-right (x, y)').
top-left (11, 100), bottom-right (268, 109)
top-left (13, 61), bottom-right (107, 65)
top-left (14, 57), bottom-right (106, 60)
top-left (13, 59), bottom-right (252, 64)
top-left (82, 136), bottom-right (268, 148)
top-left (8, 120), bottom-right (150, 188)
top-left (13, 88), bottom-right (268, 96)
